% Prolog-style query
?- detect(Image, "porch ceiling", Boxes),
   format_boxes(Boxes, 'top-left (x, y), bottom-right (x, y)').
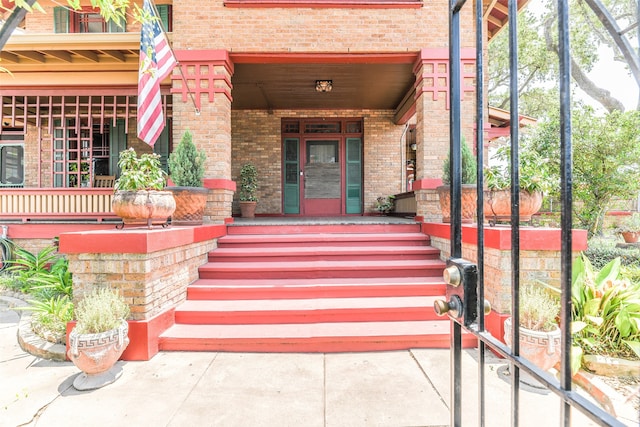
top-left (230, 62), bottom-right (416, 111)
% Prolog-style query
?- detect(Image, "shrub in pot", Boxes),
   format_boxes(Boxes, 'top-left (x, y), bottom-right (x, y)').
top-left (437, 139), bottom-right (477, 223)
top-left (166, 130), bottom-right (208, 226)
top-left (239, 163), bottom-right (258, 218)
top-left (613, 213), bottom-right (640, 243)
top-left (504, 283), bottom-right (561, 371)
top-left (67, 288), bottom-right (130, 390)
top-left (112, 148), bottom-right (176, 228)
top-left (484, 145), bottom-right (552, 225)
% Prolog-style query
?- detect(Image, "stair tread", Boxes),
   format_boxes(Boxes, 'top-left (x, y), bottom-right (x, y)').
top-left (219, 233), bottom-right (429, 242)
top-left (161, 320), bottom-right (452, 339)
top-left (176, 296), bottom-right (438, 312)
top-left (191, 277), bottom-right (443, 287)
top-left (201, 259), bottom-right (444, 270)
top-left (211, 245), bottom-right (438, 255)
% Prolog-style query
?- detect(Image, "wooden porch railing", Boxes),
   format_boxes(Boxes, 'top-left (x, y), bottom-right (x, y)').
top-left (0, 188), bottom-right (117, 222)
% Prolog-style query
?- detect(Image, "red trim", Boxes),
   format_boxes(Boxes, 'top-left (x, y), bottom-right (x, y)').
top-left (172, 50), bottom-right (234, 108)
top-left (3, 223), bottom-right (116, 239)
top-left (203, 178), bottom-right (237, 192)
top-left (485, 310), bottom-right (509, 345)
top-left (230, 52), bottom-right (418, 64)
top-left (422, 222), bottom-right (588, 251)
top-left (224, 0), bottom-right (422, 7)
top-left (412, 178), bottom-right (442, 190)
top-left (395, 103), bottom-right (416, 125)
top-left (58, 224), bottom-right (227, 254)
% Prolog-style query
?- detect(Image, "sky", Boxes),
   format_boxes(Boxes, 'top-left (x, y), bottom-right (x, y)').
top-left (586, 46), bottom-right (638, 111)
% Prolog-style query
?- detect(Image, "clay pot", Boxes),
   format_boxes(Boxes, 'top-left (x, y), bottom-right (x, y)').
top-left (112, 190), bottom-right (176, 228)
top-left (67, 320), bottom-right (129, 390)
top-left (504, 317), bottom-right (561, 371)
top-left (437, 184), bottom-right (477, 223)
top-left (239, 201), bottom-right (257, 218)
top-left (166, 186), bottom-right (208, 226)
top-left (620, 231), bottom-right (640, 243)
top-left (484, 189), bottom-right (543, 224)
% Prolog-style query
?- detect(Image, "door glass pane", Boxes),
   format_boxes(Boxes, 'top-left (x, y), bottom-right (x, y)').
top-left (285, 163), bottom-right (298, 185)
top-left (305, 141), bottom-right (340, 199)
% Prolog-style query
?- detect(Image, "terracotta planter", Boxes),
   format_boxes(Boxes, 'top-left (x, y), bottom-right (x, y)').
top-left (504, 317), bottom-right (561, 371)
top-left (620, 231), bottom-right (640, 243)
top-left (112, 190), bottom-right (176, 228)
top-left (484, 189), bottom-right (543, 224)
top-left (166, 186), bottom-right (208, 226)
top-left (67, 320), bottom-right (130, 390)
top-left (436, 184), bottom-right (477, 223)
top-left (239, 201), bottom-right (257, 218)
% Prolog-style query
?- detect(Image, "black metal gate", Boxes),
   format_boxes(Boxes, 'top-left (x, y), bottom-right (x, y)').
top-left (440, 0), bottom-right (626, 425)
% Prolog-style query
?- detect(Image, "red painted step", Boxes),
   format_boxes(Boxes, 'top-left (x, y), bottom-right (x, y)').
top-left (159, 321), bottom-right (478, 353)
top-left (159, 223), bottom-right (475, 353)
top-left (187, 277), bottom-right (445, 300)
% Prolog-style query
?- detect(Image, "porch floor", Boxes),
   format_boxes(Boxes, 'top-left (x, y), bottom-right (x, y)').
top-left (230, 216), bottom-right (418, 226)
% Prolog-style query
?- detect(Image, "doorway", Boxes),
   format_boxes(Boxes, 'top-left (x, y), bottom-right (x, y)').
top-left (282, 119), bottom-right (363, 216)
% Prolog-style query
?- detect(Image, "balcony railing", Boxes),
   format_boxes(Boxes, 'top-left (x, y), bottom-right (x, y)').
top-left (0, 188), bottom-right (117, 222)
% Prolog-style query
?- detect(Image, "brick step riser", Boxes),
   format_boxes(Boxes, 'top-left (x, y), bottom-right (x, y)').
top-left (158, 336), bottom-right (477, 353)
top-left (198, 267), bottom-right (443, 280)
top-left (174, 307), bottom-right (441, 324)
top-left (217, 239), bottom-right (430, 249)
top-left (209, 253), bottom-right (437, 263)
top-left (186, 284), bottom-right (446, 300)
top-left (226, 224), bottom-right (422, 235)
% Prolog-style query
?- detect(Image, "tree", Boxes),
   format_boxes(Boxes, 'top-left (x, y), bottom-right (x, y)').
top-left (489, 0), bottom-right (640, 114)
top-left (528, 106), bottom-right (640, 235)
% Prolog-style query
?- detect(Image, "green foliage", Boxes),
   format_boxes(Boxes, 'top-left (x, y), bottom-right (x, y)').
top-left (484, 143), bottom-right (554, 194)
top-left (239, 163), bottom-right (258, 202)
top-left (168, 130), bottom-right (206, 187)
top-left (0, 236), bottom-right (14, 272)
top-left (442, 139), bottom-right (477, 185)
top-left (74, 288), bottom-right (130, 334)
top-left (6, 246), bottom-right (60, 291)
top-left (114, 148), bottom-right (167, 191)
top-left (530, 107), bottom-right (640, 235)
top-left (28, 296), bottom-right (74, 344)
top-left (571, 254), bottom-right (640, 370)
top-left (519, 283), bottom-right (560, 332)
top-left (613, 213), bottom-right (640, 233)
top-left (585, 244), bottom-right (640, 270)
top-left (375, 195), bottom-right (396, 214)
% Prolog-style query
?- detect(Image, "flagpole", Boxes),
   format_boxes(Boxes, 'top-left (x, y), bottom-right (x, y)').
top-left (148, 0), bottom-right (200, 116)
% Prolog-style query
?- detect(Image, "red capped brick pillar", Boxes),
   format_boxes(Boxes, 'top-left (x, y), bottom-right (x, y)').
top-left (171, 50), bottom-right (235, 223)
top-left (412, 48), bottom-right (476, 222)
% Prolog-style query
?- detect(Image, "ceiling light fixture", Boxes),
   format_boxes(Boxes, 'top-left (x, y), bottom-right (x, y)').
top-left (315, 80), bottom-right (333, 93)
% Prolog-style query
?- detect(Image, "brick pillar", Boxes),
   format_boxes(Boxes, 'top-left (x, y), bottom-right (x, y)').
top-left (172, 50), bottom-right (235, 223)
top-left (412, 48), bottom-right (476, 223)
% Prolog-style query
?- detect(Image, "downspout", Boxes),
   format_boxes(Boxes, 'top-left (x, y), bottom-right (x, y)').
top-left (400, 123), bottom-right (409, 192)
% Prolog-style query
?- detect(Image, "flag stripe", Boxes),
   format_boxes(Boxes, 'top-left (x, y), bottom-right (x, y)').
top-left (137, 0), bottom-right (177, 147)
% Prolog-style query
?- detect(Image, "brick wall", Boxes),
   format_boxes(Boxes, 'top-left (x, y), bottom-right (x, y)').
top-left (231, 109), bottom-right (405, 215)
top-left (67, 239), bottom-right (216, 321)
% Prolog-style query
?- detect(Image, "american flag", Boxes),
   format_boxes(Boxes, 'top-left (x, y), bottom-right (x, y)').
top-left (137, 0), bottom-right (177, 146)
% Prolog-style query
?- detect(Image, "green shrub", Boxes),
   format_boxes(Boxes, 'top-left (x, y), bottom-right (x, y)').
top-left (168, 130), bottom-right (206, 187)
top-left (571, 254), bottom-right (640, 370)
top-left (442, 138), bottom-right (477, 185)
top-left (519, 284), bottom-right (560, 332)
top-left (29, 296), bottom-right (74, 344)
top-left (74, 288), bottom-right (130, 334)
top-left (239, 163), bottom-right (258, 202)
top-left (585, 238), bottom-right (640, 269)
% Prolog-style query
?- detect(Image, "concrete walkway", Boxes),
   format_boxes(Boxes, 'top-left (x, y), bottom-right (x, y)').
top-left (1, 298), bottom-right (635, 426)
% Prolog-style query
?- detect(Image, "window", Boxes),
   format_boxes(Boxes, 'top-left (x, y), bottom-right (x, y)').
top-left (53, 5), bottom-right (172, 33)
top-left (54, 7), bottom-right (126, 33)
top-left (0, 145), bottom-right (24, 187)
top-left (52, 121), bottom-right (114, 188)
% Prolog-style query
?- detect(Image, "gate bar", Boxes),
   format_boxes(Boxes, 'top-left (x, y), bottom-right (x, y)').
top-left (474, 0), bottom-right (486, 421)
top-left (558, 0), bottom-right (574, 424)
top-left (507, 0), bottom-right (523, 424)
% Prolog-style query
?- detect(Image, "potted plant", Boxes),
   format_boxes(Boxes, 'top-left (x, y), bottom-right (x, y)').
top-left (375, 195), bottom-right (396, 215)
top-left (503, 283), bottom-right (561, 371)
top-left (238, 163), bottom-right (258, 218)
top-left (484, 144), bottom-right (552, 225)
top-left (437, 139), bottom-right (477, 223)
top-left (613, 213), bottom-right (640, 243)
top-left (166, 130), bottom-right (208, 226)
top-left (67, 288), bottom-right (130, 390)
top-left (112, 148), bottom-right (176, 228)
